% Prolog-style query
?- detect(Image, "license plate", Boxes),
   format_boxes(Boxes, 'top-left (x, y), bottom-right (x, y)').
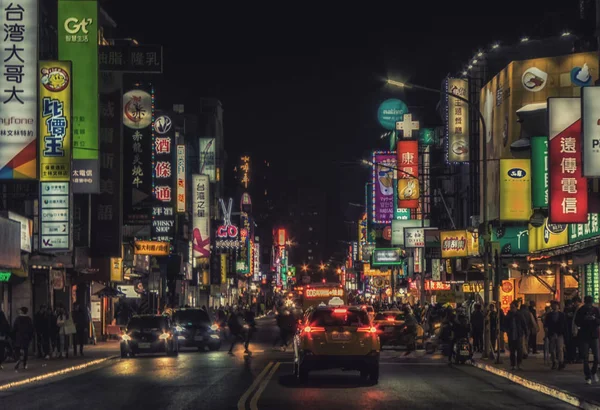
top-left (331, 333), bottom-right (351, 341)
top-left (194, 336), bottom-right (204, 341)
top-left (138, 342), bottom-right (151, 349)
top-left (385, 327), bottom-right (394, 333)
top-left (460, 350), bottom-right (469, 355)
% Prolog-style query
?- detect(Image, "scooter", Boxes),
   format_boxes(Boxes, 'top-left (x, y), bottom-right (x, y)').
top-left (453, 338), bottom-right (473, 364)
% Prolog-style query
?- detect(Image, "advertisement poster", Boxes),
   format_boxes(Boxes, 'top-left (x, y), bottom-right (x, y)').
top-left (176, 145), bottom-right (186, 212)
top-left (531, 136), bottom-right (548, 208)
top-left (199, 138), bottom-right (216, 182)
top-left (192, 174), bottom-right (210, 258)
top-left (372, 152), bottom-right (396, 224)
top-left (396, 141), bottom-right (419, 209)
top-left (548, 97), bottom-right (587, 223)
top-left (445, 78), bottom-right (469, 163)
top-left (440, 229), bottom-right (478, 258)
top-left (499, 159), bottom-right (532, 221)
top-left (529, 218), bottom-right (568, 252)
top-left (39, 61), bottom-right (72, 182)
top-left (0, 0), bottom-right (37, 179)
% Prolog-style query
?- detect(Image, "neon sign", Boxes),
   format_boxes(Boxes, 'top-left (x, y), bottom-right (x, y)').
top-left (305, 288), bottom-right (345, 298)
top-left (216, 198), bottom-right (239, 239)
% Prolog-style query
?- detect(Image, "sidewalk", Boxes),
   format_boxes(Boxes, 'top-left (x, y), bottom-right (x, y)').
top-left (472, 351), bottom-right (600, 409)
top-left (0, 341), bottom-right (120, 390)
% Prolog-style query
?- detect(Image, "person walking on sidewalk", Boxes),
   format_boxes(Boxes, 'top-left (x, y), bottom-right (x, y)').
top-left (574, 295), bottom-right (600, 384)
top-left (0, 309), bottom-right (10, 369)
top-left (471, 304), bottom-right (484, 353)
top-left (505, 302), bottom-right (527, 370)
top-left (544, 301), bottom-right (566, 370)
top-left (13, 307), bottom-right (34, 370)
top-left (72, 304), bottom-right (88, 356)
top-left (34, 305), bottom-right (48, 359)
top-left (528, 301), bottom-right (539, 354)
top-left (519, 304), bottom-right (538, 358)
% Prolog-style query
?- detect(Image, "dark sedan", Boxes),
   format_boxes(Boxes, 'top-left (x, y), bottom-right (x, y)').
top-left (172, 308), bottom-right (221, 351)
top-left (120, 315), bottom-right (179, 357)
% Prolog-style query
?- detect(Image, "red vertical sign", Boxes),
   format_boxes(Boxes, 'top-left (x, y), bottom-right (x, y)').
top-left (548, 98), bottom-right (588, 223)
top-left (397, 140), bottom-right (419, 209)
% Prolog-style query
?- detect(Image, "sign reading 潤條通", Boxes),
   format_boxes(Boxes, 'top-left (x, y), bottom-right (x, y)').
top-left (445, 78), bottom-right (469, 163)
top-left (152, 111), bottom-right (176, 244)
top-left (0, 0), bottom-right (38, 180)
top-left (548, 97), bottom-right (588, 224)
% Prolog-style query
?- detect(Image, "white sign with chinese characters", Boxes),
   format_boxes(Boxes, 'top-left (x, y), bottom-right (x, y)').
top-left (39, 182), bottom-right (70, 251)
top-left (582, 87), bottom-right (600, 177)
top-left (176, 145), bottom-right (185, 212)
top-left (192, 174), bottom-right (210, 257)
top-left (404, 227), bottom-right (426, 248)
top-left (0, 0), bottom-right (37, 179)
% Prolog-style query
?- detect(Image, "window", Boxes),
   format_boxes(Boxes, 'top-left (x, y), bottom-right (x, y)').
top-left (310, 310), bottom-right (369, 327)
top-left (172, 309), bottom-right (210, 324)
top-left (127, 316), bottom-right (168, 331)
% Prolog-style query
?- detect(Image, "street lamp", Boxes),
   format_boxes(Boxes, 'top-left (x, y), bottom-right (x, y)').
top-left (386, 77), bottom-right (498, 363)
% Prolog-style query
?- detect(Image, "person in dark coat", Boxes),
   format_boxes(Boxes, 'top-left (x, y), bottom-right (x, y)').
top-left (13, 306), bottom-right (34, 370)
top-left (544, 300), bottom-right (566, 370)
top-left (34, 305), bottom-right (49, 358)
top-left (470, 304), bottom-right (484, 353)
top-left (505, 302), bottom-right (528, 370)
top-left (72, 304), bottom-right (88, 356)
top-left (0, 309), bottom-right (10, 369)
top-left (574, 295), bottom-right (600, 384)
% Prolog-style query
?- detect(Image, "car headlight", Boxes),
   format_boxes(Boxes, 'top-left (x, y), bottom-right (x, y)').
top-left (121, 334), bottom-right (131, 341)
top-left (175, 326), bottom-right (184, 332)
top-left (210, 324), bottom-right (219, 331)
top-left (159, 332), bottom-right (171, 340)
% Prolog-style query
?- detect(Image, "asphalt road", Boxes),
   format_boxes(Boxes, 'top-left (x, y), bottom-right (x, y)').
top-left (0, 317), bottom-right (577, 410)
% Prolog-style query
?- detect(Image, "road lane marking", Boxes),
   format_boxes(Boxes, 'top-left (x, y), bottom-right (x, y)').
top-left (237, 361), bottom-right (273, 410)
top-left (250, 361), bottom-right (280, 410)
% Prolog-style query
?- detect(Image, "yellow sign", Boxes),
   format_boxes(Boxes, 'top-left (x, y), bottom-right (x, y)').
top-left (440, 230), bottom-right (473, 258)
top-left (397, 178), bottom-right (420, 200)
top-left (500, 159), bottom-right (532, 221)
top-left (363, 263), bottom-right (391, 277)
top-left (133, 240), bottom-right (170, 256)
top-left (39, 61), bottom-right (72, 181)
top-left (463, 282), bottom-right (484, 293)
top-left (529, 218), bottom-right (568, 252)
top-left (110, 258), bottom-right (123, 282)
top-left (480, 52), bottom-right (599, 221)
top-left (447, 78), bottom-right (470, 163)
top-left (220, 254), bottom-right (227, 284)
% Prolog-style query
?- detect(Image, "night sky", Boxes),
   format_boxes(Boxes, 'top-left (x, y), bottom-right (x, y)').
top-left (102, 1), bottom-right (580, 256)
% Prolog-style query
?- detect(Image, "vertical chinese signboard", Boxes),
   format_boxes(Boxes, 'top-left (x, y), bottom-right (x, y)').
top-left (40, 182), bottom-right (71, 251)
top-left (176, 145), bottom-right (186, 212)
top-left (0, 0), bottom-right (37, 179)
top-left (531, 136), bottom-right (549, 208)
top-left (152, 111), bottom-right (176, 243)
top-left (396, 141), bottom-right (419, 209)
top-left (372, 152), bottom-right (395, 224)
top-left (445, 78), bottom-right (469, 163)
top-left (548, 97), bottom-right (587, 224)
top-left (199, 138), bottom-right (216, 182)
top-left (58, 0), bottom-right (99, 193)
top-left (90, 72), bottom-right (122, 257)
top-left (499, 159), bottom-right (532, 221)
top-left (585, 263), bottom-right (599, 302)
top-left (122, 85), bottom-right (153, 225)
top-left (39, 61), bottom-right (72, 182)
top-left (239, 156), bottom-right (250, 188)
top-left (582, 87), bottom-right (600, 177)
top-left (192, 174), bottom-right (210, 258)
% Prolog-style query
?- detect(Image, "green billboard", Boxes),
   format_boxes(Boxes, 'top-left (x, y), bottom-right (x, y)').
top-left (531, 136), bottom-right (548, 208)
top-left (490, 226), bottom-right (529, 255)
top-left (58, 0), bottom-right (99, 193)
top-left (569, 213), bottom-right (600, 244)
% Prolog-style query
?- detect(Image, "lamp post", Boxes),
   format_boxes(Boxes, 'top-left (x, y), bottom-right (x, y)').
top-left (386, 78), bottom-right (500, 363)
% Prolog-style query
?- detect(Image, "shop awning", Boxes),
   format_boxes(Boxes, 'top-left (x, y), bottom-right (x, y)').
top-left (519, 275), bottom-right (554, 294)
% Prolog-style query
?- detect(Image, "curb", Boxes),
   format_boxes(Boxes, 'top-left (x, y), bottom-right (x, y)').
top-left (0, 355), bottom-right (118, 391)
top-left (472, 361), bottom-right (600, 410)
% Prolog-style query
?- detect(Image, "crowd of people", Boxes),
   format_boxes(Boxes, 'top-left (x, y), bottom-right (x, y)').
top-left (0, 303), bottom-right (90, 371)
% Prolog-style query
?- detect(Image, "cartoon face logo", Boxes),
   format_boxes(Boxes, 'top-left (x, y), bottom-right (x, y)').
top-left (377, 158), bottom-right (395, 196)
top-left (41, 67), bottom-right (69, 92)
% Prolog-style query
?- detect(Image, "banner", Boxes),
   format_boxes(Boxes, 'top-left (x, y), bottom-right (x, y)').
top-left (90, 72), bottom-right (122, 257)
top-left (396, 141), bottom-right (419, 209)
top-left (531, 136), bottom-right (549, 208)
top-left (499, 159), bottom-right (532, 221)
top-left (445, 78), bottom-right (469, 163)
top-left (122, 84), bottom-right (153, 225)
top-left (192, 175), bottom-right (210, 258)
top-left (39, 61), bottom-right (72, 182)
top-left (372, 152), bottom-right (395, 223)
top-left (176, 145), bottom-right (186, 212)
top-left (548, 97), bottom-right (587, 223)
top-left (152, 111), bottom-right (176, 244)
top-left (58, 0), bottom-right (100, 193)
top-left (440, 229), bottom-right (478, 258)
top-left (569, 213), bottom-right (600, 244)
top-left (582, 87), bottom-right (600, 176)
top-left (529, 218), bottom-right (568, 252)
top-left (0, 0), bottom-right (37, 179)
top-left (199, 138), bottom-right (216, 182)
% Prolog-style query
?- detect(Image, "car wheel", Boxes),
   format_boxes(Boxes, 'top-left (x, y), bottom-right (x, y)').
top-left (370, 365), bottom-right (379, 383)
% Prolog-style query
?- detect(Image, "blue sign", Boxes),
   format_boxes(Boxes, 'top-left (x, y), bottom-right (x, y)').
top-left (508, 168), bottom-right (527, 178)
top-left (377, 99), bottom-right (408, 131)
top-left (571, 64), bottom-right (592, 87)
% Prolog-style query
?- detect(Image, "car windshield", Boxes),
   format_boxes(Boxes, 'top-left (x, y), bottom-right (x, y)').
top-left (310, 309), bottom-right (370, 327)
top-left (173, 310), bottom-right (210, 324)
top-left (127, 317), bottom-right (167, 330)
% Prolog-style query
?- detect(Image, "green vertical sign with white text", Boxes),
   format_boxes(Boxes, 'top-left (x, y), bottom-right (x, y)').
top-left (58, 0), bottom-right (99, 193)
top-left (531, 136), bottom-right (548, 208)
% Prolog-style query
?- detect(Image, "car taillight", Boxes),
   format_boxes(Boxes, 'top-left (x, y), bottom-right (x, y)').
top-left (333, 308), bottom-right (347, 314)
top-left (387, 317), bottom-right (395, 321)
top-left (303, 326), bottom-right (325, 333)
top-left (357, 326), bottom-right (377, 333)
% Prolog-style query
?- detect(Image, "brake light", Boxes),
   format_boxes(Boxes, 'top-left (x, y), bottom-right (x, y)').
top-left (357, 326), bottom-right (377, 333)
top-left (387, 317), bottom-right (395, 321)
top-left (303, 326), bottom-right (325, 333)
top-left (333, 308), bottom-right (347, 314)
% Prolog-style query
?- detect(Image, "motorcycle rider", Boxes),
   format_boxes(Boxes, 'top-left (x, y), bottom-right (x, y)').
top-left (449, 313), bottom-right (470, 364)
top-left (400, 306), bottom-right (418, 355)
